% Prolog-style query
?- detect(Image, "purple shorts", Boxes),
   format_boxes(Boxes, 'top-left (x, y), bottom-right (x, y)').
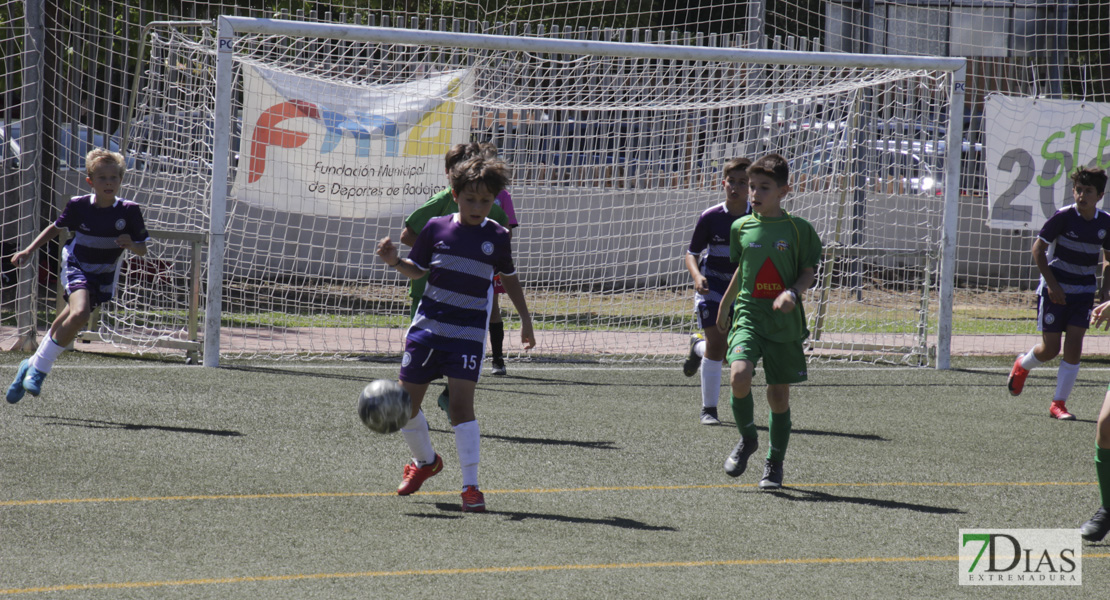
top-left (398, 338), bottom-right (482, 384)
top-left (1037, 293), bottom-right (1094, 333)
top-left (695, 299), bottom-right (721, 330)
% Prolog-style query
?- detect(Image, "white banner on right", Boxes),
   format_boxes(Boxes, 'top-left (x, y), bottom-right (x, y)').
top-left (985, 95), bottom-right (1110, 230)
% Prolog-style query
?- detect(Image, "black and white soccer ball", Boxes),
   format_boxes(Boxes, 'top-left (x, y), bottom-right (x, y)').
top-left (357, 379), bottom-right (411, 434)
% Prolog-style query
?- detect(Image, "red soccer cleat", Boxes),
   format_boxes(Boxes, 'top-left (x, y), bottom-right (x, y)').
top-left (1049, 400), bottom-right (1075, 421)
top-left (397, 454), bottom-right (443, 495)
top-left (1007, 357), bottom-right (1029, 396)
top-left (460, 485), bottom-right (486, 512)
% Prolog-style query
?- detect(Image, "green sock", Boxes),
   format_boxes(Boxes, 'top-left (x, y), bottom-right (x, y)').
top-left (730, 392), bottom-right (757, 438)
top-left (767, 409), bottom-right (792, 463)
top-left (1097, 446), bottom-right (1110, 508)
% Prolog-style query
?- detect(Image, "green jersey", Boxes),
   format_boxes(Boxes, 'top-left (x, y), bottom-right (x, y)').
top-left (403, 188), bottom-right (510, 302)
top-left (728, 211), bottom-right (822, 343)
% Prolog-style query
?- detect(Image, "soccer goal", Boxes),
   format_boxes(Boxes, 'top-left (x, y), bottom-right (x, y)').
top-left (118, 16), bottom-right (965, 367)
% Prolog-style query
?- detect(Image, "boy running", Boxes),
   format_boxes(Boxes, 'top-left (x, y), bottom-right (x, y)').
top-left (376, 155), bottom-right (535, 512)
top-left (7, 149), bottom-right (148, 403)
top-left (1007, 167), bottom-right (1110, 420)
top-left (683, 157), bottom-right (751, 425)
top-left (716, 153), bottom-right (821, 489)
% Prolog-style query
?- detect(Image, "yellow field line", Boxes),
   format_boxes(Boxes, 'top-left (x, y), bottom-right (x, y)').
top-left (8, 554), bottom-right (1110, 595)
top-left (0, 480), bottom-right (1095, 507)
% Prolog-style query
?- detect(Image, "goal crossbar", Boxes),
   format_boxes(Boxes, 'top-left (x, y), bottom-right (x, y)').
top-left (217, 16), bottom-right (966, 71)
top-left (206, 15), bottom-right (968, 368)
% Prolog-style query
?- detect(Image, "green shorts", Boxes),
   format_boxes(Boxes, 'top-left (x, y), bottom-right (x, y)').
top-left (726, 325), bottom-right (808, 386)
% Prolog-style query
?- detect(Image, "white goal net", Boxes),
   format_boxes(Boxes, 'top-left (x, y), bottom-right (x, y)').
top-left (114, 17), bottom-right (963, 365)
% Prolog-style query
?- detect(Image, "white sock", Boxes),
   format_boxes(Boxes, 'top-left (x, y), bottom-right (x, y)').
top-left (29, 337), bottom-right (66, 374)
top-left (1054, 361), bottom-right (1080, 402)
top-left (400, 411), bottom-right (436, 466)
top-left (453, 419), bottom-right (480, 488)
top-left (693, 339), bottom-right (706, 359)
top-left (1020, 347), bottom-right (1044, 371)
top-left (700, 358), bottom-right (722, 408)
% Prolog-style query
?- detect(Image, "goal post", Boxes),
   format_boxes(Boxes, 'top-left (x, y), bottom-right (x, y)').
top-left (191, 16), bottom-right (967, 366)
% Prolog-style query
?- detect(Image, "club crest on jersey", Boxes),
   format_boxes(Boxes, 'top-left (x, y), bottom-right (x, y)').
top-left (1100, 230), bottom-right (1107, 240)
top-left (481, 241), bottom-right (494, 255)
top-left (115, 218), bottom-right (126, 231)
top-left (775, 239), bottom-right (789, 251)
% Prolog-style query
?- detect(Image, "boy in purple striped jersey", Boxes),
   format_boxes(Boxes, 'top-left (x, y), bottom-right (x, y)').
top-left (6, 149), bottom-right (148, 404)
top-left (1008, 167), bottom-right (1110, 420)
top-left (375, 155), bottom-right (535, 513)
top-left (682, 157), bottom-right (751, 425)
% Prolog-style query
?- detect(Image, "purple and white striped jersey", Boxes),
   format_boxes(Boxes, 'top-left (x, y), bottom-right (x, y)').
top-left (687, 202), bottom-right (745, 305)
top-left (406, 214), bottom-right (515, 355)
top-left (56, 194), bottom-right (149, 277)
top-left (1037, 204), bottom-right (1110, 298)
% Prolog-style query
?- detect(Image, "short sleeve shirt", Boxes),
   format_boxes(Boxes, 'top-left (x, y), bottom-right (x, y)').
top-left (728, 211), bottom-right (822, 342)
top-left (687, 202), bottom-right (746, 305)
top-left (404, 188), bottom-right (510, 301)
top-left (406, 214), bottom-right (515, 355)
top-left (56, 194), bottom-right (148, 275)
top-left (1036, 204), bottom-right (1110, 298)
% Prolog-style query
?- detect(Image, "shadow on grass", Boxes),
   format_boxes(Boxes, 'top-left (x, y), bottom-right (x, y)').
top-left (224, 365), bottom-right (368, 383)
top-left (753, 425), bottom-right (889, 442)
top-left (26, 415), bottom-right (244, 437)
top-left (422, 502), bottom-right (677, 530)
top-left (713, 422), bottom-right (888, 442)
top-left (481, 374), bottom-right (690, 390)
top-left (429, 427), bottom-right (619, 450)
top-left (766, 487), bottom-right (963, 514)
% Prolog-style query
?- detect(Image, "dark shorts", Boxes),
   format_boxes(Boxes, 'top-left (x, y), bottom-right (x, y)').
top-left (695, 299), bottom-right (720, 330)
top-left (1037, 293), bottom-right (1094, 333)
top-left (398, 338), bottom-right (482, 384)
top-left (62, 265), bottom-right (117, 309)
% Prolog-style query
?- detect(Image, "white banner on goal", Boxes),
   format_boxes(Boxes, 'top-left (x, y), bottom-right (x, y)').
top-left (237, 65), bottom-right (473, 218)
top-left (985, 95), bottom-right (1110, 230)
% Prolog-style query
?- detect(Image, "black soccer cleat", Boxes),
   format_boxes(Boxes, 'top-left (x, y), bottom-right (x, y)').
top-left (724, 436), bottom-right (758, 477)
top-left (1081, 506), bottom-right (1110, 542)
top-left (683, 334), bottom-right (703, 377)
top-left (759, 459), bottom-right (784, 490)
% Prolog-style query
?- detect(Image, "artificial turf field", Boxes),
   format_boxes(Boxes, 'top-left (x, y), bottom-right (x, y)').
top-left (1, 353), bottom-right (1109, 598)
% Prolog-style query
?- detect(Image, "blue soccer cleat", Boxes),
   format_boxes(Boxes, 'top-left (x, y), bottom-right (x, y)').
top-left (22, 365), bottom-right (47, 397)
top-left (6, 359), bottom-right (30, 404)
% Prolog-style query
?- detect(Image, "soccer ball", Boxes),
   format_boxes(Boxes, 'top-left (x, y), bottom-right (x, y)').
top-left (357, 379), bottom-right (411, 434)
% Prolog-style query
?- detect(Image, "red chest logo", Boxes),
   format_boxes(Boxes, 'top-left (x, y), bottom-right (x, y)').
top-left (752, 258), bottom-right (784, 299)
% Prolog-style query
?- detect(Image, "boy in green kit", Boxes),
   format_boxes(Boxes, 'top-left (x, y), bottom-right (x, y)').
top-left (1079, 299), bottom-right (1110, 541)
top-left (715, 153), bottom-right (822, 489)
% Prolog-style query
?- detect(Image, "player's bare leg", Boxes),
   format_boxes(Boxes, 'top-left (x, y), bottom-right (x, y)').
top-left (22, 290), bottom-right (93, 397)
